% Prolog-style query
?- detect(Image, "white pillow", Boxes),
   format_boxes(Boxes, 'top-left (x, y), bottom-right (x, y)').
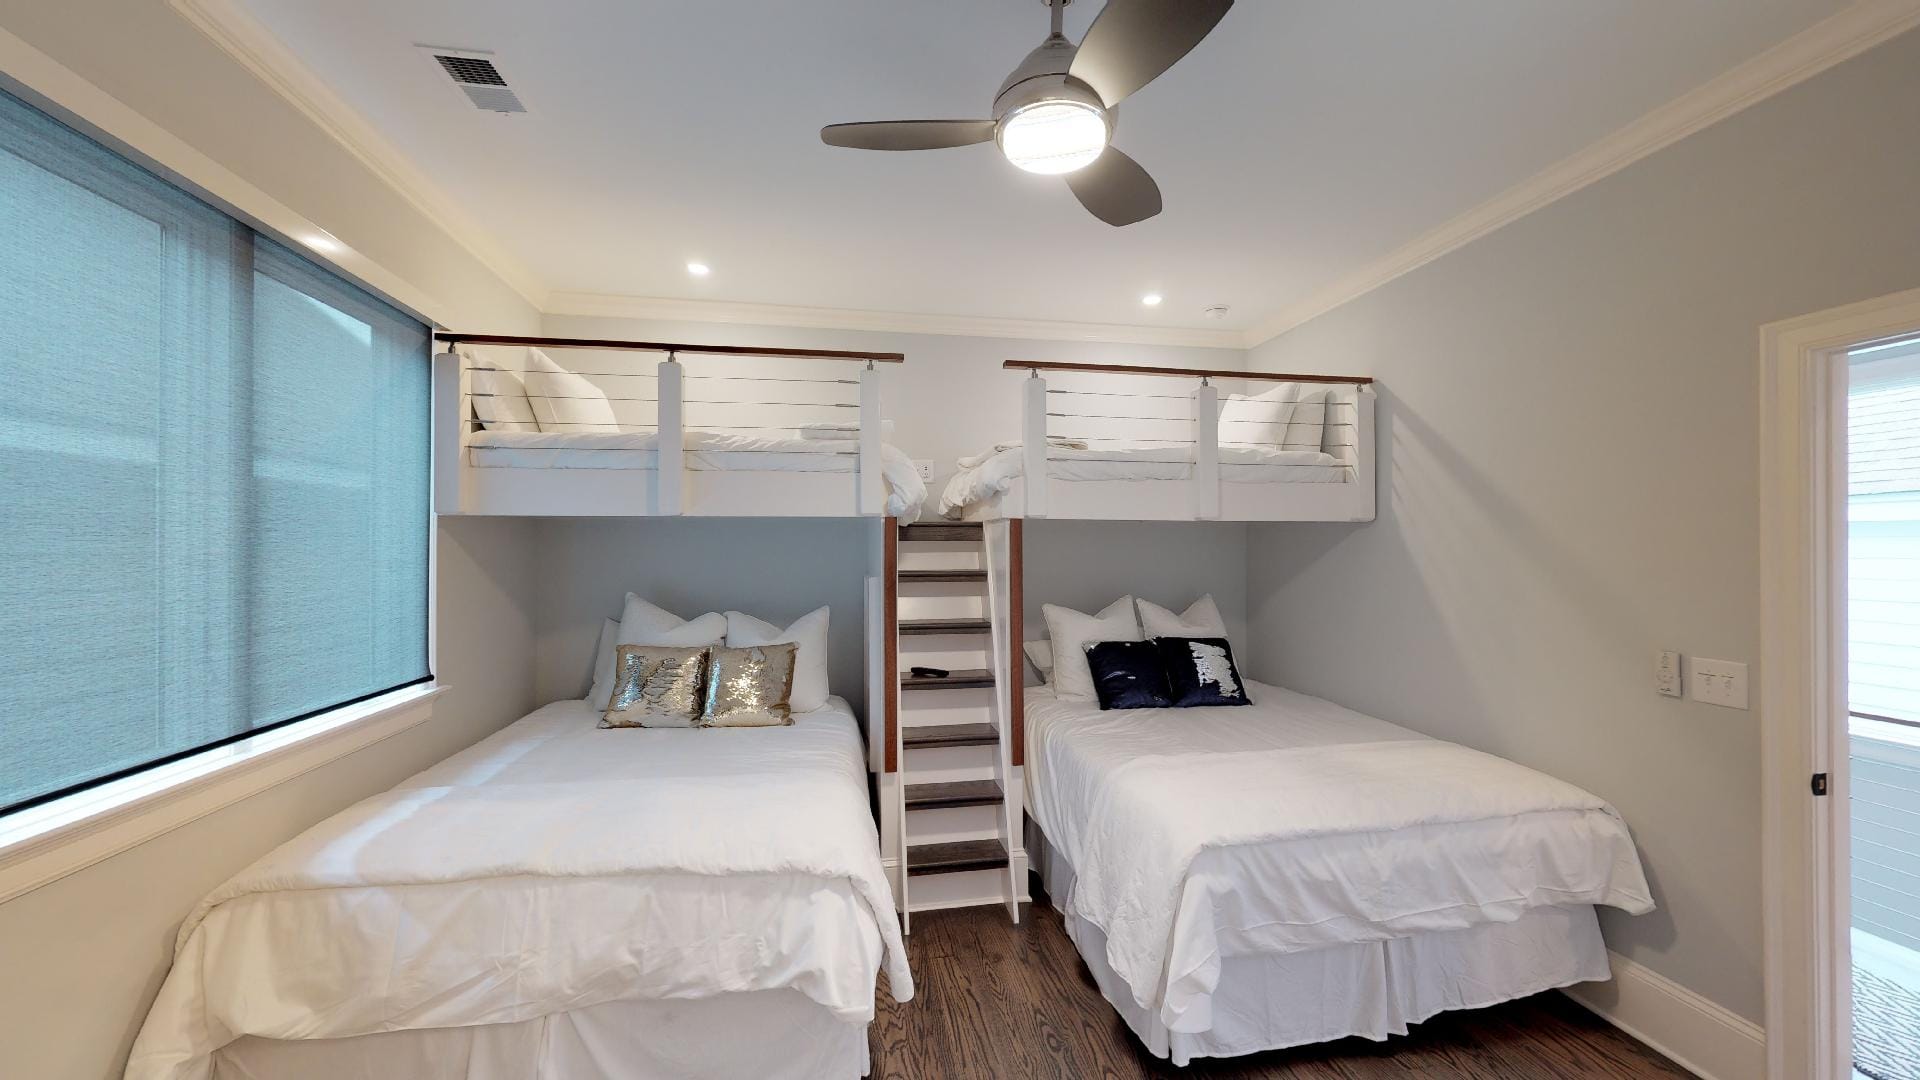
top-left (1042, 597), bottom-right (1140, 701)
top-left (526, 348), bottom-right (621, 434)
top-left (583, 617), bottom-right (618, 701)
top-left (1022, 639), bottom-right (1054, 681)
top-left (588, 596), bottom-right (727, 711)
top-left (1136, 595), bottom-right (1229, 641)
top-left (1221, 384), bottom-right (1331, 452)
top-left (464, 353), bottom-right (539, 432)
top-left (726, 606), bottom-right (829, 714)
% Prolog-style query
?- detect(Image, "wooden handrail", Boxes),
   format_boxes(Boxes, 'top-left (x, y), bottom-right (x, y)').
top-left (1004, 359), bottom-right (1370, 384)
top-left (437, 332), bottom-right (904, 363)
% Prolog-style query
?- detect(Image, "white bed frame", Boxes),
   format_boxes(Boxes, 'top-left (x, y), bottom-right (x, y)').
top-left (958, 360), bottom-right (1376, 523)
top-left (431, 334), bottom-right (897, 518)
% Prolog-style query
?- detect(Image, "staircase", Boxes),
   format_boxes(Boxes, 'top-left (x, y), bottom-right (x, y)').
top-left (885, 520), bottom-right (1024, 927)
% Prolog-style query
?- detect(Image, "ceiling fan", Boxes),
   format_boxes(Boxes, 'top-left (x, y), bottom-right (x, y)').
top-left (821, 0), bottom-right (1234, 227)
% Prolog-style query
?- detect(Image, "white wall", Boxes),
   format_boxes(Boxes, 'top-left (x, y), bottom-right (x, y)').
top-left (1023, 520), bottom-right (1251, 656)
top-left (1241, 26), bottom-right (1920, 1024)
top-left (0, 5), bottom-right (545, 1077)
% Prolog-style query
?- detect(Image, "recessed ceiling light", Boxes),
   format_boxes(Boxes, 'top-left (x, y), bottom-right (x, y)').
top-left (686, 262), bottom-right (712, 277)
top-left (1141, 293), bottom-right (1163, 307)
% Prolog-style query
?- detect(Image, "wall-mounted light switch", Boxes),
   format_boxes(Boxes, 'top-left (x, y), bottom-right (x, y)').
top-left (1688, 657), bottom-right (1749, 710)
top-left (1655, 651), bottom-right (1683, 698)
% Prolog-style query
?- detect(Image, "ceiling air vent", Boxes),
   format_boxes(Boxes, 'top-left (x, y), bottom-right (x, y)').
top-left (419, 46), bottom-right (525, 114)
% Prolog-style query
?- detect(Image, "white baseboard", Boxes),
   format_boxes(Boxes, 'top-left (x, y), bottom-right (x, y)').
top-left (1562, 951), bottom-right (1766, 1080)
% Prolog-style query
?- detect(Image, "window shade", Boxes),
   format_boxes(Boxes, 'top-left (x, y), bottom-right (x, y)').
top-left (1849, 348), bottom-right (1920, 726)
top-left (0, 87), bottom-right (430, 815)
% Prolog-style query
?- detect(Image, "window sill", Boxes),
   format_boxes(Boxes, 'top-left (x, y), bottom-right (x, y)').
top-left (0, 682), bottom-right (447, 904)
top-left (1850, 715), bottom-right (1920, 770)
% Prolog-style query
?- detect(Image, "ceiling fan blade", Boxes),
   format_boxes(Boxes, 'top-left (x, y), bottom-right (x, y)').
top-left (820, 120), bottom-right (996, 151)
top-left (1065, 147), bottom-right (1162, 227)
top-left (1068, 0), bottom-right (1234, 108)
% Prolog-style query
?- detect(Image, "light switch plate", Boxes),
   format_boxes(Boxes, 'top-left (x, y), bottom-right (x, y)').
top-left (913, 459), bottom-right (934, 481)
top-left (1688, 657), bottom-right (1749, 710)
top-left (1655, 651), bottom-right (1683, 698)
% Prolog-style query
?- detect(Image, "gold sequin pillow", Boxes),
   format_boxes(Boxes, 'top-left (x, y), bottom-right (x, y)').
top-left (701, 643), bottom-right (798, 728)
top-left (600, 645), bottom-right (711, 729)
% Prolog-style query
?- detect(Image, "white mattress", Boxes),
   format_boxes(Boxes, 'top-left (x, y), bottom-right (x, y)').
top-left (1024, 682), bottom-right (1652, 1040)
top-left (127, 698), bottom-right (910, 1080)
top-left (938, 444), bottom-right (1348, 517)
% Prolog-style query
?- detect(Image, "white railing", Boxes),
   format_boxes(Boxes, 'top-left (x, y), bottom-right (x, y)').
top-left (1006, 360), bottom-right (1375, 522)
top-left (432, 335), bottom-right (899, 517)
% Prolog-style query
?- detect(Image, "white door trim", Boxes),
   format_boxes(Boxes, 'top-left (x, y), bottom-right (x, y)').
top-left (1758, 284), bottom-right (1920, 1080)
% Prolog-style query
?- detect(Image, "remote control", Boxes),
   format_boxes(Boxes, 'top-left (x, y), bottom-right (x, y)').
top-left (909, 666), bottom-right (950, 679)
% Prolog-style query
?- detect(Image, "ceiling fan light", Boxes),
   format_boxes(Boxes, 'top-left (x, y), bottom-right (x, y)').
top-left (997, 99), bottom-right (1108, 175)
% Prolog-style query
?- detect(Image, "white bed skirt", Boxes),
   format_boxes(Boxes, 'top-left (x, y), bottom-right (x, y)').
top-left (211, 990), bottom-right (869, 1080)
top-left (1030, 822), bottom-right (1612, 1065)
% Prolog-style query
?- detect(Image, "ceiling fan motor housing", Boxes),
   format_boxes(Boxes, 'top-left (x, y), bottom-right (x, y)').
top-left (992, 36), bottom-right (1111, 130)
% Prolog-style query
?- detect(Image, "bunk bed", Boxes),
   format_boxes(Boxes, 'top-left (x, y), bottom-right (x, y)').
top-left (939, 360), bottom-right (1374, 522)
top-left (434, 333), bottom-right (927, 519)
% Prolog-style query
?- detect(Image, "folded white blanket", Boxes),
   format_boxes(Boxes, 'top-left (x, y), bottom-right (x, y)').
top-left (1066, 738), bottom-right (1652, 1033)
top-left (125, 701), bottom-right (910, 1080)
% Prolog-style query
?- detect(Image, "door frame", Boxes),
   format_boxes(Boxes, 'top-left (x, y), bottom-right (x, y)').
top-left (1759, 285), bottom-right (1920, 1080)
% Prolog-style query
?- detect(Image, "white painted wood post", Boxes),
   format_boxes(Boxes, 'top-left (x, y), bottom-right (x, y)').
top-left (431, 349), bottom-right (464, 515)
top-left (1022, 373), bottom-right (1049, 518)
top-left (858, 363), bottom-right (884, 516)
top-left (1192, 379), bottom-right (1221, 520)
top-left (656, 355), bottom-right (684, 515)
top-left (1353, 387), bottom-right (1377, 522)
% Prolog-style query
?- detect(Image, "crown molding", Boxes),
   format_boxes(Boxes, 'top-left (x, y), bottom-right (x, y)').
top-left (1245, 0), bottom-right (1920, 347)
top-left (169, 0), bottom-right (550, 310)
top-left (544, 291), bottom-right (1249, 349)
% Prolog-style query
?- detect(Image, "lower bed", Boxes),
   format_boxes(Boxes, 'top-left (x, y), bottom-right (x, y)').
top-left (125, 698), bottom-right (910, 1080)
top-left (1024, 681), bottom-right (1653, 1065)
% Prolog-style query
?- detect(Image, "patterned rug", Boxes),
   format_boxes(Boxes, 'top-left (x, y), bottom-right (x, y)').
top-left (1856, 964), bottom-right (1920, 1080)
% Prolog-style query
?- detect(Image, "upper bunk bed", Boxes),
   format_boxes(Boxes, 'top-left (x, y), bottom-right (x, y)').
top-left (938, 360), bottom-right (1376, 522)
top-left (431, 333), bottom-right (926, 519)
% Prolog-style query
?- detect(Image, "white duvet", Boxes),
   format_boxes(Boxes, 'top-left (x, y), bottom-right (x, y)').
top-left (469, 429), bottom-right (929, 520)
top-left (938, 444), bottom-right (1347, 518)
top-left (1026, 683), bottom-right (1652, 1036)
top-left (125, 699), bottom-right (912, 1080)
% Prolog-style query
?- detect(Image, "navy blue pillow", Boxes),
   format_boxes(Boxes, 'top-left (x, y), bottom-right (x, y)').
top-left (1085, 640), bottom-right (1173, 711)
top-left (1154, 637), bottom-right (1251, 708)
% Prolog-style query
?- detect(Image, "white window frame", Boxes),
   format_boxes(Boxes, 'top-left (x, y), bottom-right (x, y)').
top-left (1759, 284), bottom-right (1920, 1080)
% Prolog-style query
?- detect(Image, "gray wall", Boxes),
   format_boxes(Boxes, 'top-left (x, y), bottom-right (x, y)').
top-left (1024, 520), bottom-right (1251, 655)
top-left (1242, 27), bottom-right (1920, 1023)
top-left (527, 518), bottom-right (877, 713)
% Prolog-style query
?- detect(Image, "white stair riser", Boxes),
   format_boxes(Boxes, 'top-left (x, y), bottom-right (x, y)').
top-left (905, 804), bottom-right (1002, 845)
top-left (909, 867), bottom-right (1012, 912)
top-left (897, 541), bottom-right (985, 572)
top-left (897, 588), bottom-right (988, 621)
top-left (898, 642), bottom-right (992, 670)
top-left (895, 745), bottom-right (997, 783)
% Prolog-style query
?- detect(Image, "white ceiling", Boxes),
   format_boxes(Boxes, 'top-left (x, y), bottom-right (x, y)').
top-left (236, 0), bottom-right (1848, 335)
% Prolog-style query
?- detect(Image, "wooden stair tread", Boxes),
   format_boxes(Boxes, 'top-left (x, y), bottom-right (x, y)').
top-left (901, 723), bottom-right (999, 749)
top-left (899, 523), bottom-right (983, 542)
top-left (904, 779), bottom-right (1002, 810)
top-left (902, 668), bottom-right (994, 691)
top-left (899, 618), bottom-right (993, 636)
top-left (898, 569), bottom-right (989, 583)
top-left (906, 838), bottom-right (1009, 876)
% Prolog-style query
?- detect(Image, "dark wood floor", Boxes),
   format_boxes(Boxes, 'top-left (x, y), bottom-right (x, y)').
top-left (869, 893), bottom-right (1690, 1079)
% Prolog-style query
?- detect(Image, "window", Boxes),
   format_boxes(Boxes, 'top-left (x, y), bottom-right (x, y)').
top-left (0, 86), bottom-right (431, 817)
top-left (1849, 336), bottom-right (1920, 729)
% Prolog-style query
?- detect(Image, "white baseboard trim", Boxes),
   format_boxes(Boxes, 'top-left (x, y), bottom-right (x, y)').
top-left (1562, 951), bottom-right (1766, 1080)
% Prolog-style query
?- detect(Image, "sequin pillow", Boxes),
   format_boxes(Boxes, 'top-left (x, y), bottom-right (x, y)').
top-left (1153, 636), bottom-right (1251, 708)
top-left (1085, 640), bottom-right (1172, 711)
top-left (702, 643), bottom-right (799, 728)
top-left (600, 645), bottom-right (711, 728)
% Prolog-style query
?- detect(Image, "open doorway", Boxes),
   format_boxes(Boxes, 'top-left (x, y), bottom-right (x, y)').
top-left (1761, 288), bottom-right (1920, 1080)
top-left (1846, 334), bottom-right (1920, 1080)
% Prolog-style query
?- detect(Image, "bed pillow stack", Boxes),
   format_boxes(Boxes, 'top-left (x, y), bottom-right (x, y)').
top-left (1045, 595), bottom-right (1251, 710)
top-left (588, 597), bottom-right (829, 728)
top-left (525, 348), bottom-right (622, 434)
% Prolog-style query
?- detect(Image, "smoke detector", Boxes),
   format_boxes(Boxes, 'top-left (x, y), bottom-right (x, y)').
top-left (418, 46), bottom-right (525, 114)
top-left (1202, 305), bottom-right (1232, 321)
